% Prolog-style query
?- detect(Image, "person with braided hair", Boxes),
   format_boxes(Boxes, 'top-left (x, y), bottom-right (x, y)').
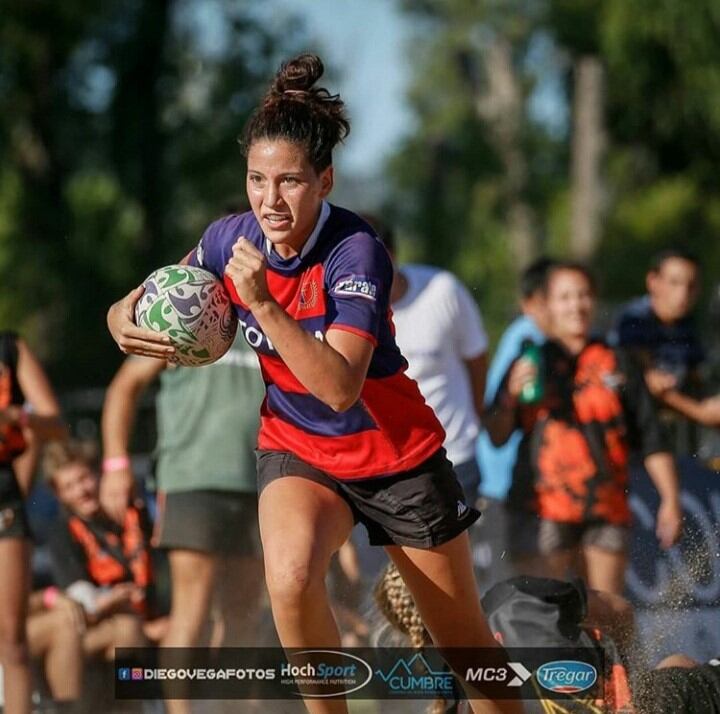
top-left (374, 562), bottom-right (470, 714)
top-left (107, 53), bottom-right (520, 714)
top-left (374, 561), bottom-right (429, 651)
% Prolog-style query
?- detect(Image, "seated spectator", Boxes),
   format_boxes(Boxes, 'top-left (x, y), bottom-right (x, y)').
top-left (25, 588), bottom-right (84, 708)
top-left (42, 441), bottom-right (166, 658)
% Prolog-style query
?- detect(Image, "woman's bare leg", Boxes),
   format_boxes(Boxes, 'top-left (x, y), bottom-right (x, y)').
top-left (0, 538), bottom-right (31, 714)
top-left (27, 609), bottom-right (83, 701)
top-left (583, 545), bottom-right (627, 596)
top-left (387, 532), bottom-right (524, 714)
top-left (160, 549), bottom-right (218, 714)
top-left (163, 549), bottom-right (218, 647)
top-left (259, 477), bottom-right (354, 714)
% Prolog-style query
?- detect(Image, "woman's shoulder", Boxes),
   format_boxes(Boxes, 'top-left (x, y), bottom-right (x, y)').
top-left (203, 210), bottom-right (263, 248)
top-left (322, 205), bottom-right (388, 264)
top-left (322, 204), bottom-right (377, 246)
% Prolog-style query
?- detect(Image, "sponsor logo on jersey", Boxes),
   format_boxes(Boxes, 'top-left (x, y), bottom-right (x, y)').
top-left (332, 276), bottom-right (378, 301)
top-left (299, 279), bottom-right (319, 310)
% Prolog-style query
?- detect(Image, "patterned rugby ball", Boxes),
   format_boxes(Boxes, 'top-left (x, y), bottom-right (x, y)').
top-left (134, 265), bottom-right (238, 367)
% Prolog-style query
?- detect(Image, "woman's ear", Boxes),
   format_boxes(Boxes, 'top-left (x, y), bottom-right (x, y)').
top-left (319, 166), bottom-right (334, 198)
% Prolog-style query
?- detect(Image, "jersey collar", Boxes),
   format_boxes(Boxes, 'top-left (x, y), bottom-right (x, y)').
top-left (264, 201), bottom-right (331, 260)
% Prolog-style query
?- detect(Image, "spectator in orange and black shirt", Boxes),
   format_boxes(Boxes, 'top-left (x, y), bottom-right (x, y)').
top-left (484, 262), bottom-right (683, 595)
top-left (43, 441), bottom-right (166, 658)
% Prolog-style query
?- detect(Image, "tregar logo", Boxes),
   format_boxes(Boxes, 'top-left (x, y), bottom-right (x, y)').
top-left (375, 653), bottom-right (455, 695)
top-left (536, 660), bottom-right (597, 694)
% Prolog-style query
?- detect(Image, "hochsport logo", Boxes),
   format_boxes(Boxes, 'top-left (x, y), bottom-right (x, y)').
top-left (282, 650), bottom-right (373, 698)
top-left (536, 661), bottom-right (597, 694)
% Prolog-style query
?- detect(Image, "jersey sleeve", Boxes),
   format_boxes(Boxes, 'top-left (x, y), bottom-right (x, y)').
top-left (451, 278), bottom-right (488, 359)
top-left (324, 233), bottom-right (393, 345)
top-left (186, 217), bottom-right (231, 279)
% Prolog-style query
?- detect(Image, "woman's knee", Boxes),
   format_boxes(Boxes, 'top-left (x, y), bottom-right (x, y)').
top-left (264, 552), bottom-right (327, 607)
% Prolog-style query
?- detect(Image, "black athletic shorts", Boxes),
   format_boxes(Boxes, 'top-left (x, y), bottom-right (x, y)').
top-left (0, 465), bottom-right (30, 540)
top-left (256, 448), bottom-right (481, 548)
top-left (153, 490), bottom-right (260, 556)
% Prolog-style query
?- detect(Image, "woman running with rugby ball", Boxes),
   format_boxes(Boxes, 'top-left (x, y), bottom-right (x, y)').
top-left (107, 54), bottom-right (520, 714)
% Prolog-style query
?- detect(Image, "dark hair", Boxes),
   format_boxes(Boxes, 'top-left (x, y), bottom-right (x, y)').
top-left (545, 261), bottom-right (597, 294)
top-left (362, 214), bottom-right (395, 255)
top-left (649, 247), bottom-right (700, 274)
top-left (241, 54), bottom-right (350, 173)
top-left (520, 257), bottom-right (558, 298)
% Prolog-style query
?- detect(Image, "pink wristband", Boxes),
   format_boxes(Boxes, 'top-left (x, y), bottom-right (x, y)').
top-left (43, 586), bottom-right (59, 609)
top-left (102, 455), bottom-right (131, 473)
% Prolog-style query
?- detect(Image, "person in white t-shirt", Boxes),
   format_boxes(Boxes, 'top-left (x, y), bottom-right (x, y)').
top-left (371, 218), bottom-right (488, 501)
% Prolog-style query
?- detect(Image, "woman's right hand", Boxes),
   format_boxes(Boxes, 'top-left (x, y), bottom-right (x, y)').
top-left (507, 357), bottom-right (538, 398)
top-left (107, 287), bottom-right (176, 359)
top-left (100, 467), bottom-right (135, 524)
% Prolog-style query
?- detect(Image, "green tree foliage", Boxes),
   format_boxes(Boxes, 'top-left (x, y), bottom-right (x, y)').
top-left (388, 0), bottom-right (565, 340)
top-left (0, 0), bottom-right (307, 385)
top-left (598, 0), bottom-right (720, 302)
top-left (391, 0), bottom-right (720, 340)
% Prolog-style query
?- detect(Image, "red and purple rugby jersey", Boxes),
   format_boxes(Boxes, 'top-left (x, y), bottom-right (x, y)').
top-left (188, 203), bottom-right (445, 479)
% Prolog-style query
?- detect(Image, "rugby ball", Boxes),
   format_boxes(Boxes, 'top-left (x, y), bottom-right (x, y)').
top-left (135, 265), bottom-right (237, 366)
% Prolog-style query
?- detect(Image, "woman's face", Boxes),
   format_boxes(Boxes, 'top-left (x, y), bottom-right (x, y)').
top-left (546, 269), bottom-right (595, 340)
top-left (246, 139), bottom-right (333, 255)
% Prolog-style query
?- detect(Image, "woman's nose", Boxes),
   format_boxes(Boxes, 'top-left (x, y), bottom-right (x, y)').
top-left (264, 181), bottom-right (282, 207)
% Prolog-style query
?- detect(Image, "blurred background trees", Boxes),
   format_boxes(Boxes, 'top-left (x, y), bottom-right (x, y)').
top-left (0, 0), bottom-right (306, 385)
top-left (389, 0), bottom-right (720, 339)
top-left (0, 0), bottom-right (719, 385)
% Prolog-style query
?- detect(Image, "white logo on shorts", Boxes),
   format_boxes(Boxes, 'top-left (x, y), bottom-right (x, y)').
top-left (457, 501), bottom-right (469, 519)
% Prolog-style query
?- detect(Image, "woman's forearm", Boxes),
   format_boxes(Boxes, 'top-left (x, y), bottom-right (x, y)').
top-left (251, 300), bottom-right (370, 412)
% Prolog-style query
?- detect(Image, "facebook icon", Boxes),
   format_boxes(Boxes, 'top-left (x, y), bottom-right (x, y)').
top-left (118, 668), bottom-right (131, 681)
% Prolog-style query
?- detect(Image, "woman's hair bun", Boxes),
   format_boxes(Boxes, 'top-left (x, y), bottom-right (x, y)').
top-left (272, 53), bottom-right (324, 95)
top-left (243, 52), bottom-right (349, 172)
